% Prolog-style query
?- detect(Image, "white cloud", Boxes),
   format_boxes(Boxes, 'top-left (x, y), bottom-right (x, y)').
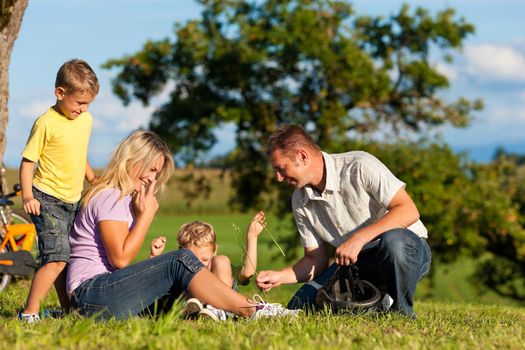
top-left (18, 99), bottom-right (54, 119)
top-left (89, 91), bottom-right (156, 131)
top-left (464, 44), bottom-right (525, 81)
top-left (12, 91), bottom-right (155, 132)
top-left (90, 82), bottom-right (175, 132)
top-left (435, 62), bottom-right (458, 81)
top-left (503, 104), bottom-right (525, 125)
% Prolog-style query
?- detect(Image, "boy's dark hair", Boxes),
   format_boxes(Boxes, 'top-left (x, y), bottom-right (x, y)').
top-left (55, 59), bottom-right (99, 96)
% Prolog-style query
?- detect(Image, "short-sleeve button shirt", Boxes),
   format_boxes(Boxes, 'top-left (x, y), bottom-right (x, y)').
top-left (292, 151), bottom-right (428, 248)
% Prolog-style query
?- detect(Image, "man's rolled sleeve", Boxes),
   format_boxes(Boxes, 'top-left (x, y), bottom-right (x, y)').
top-left (293, 207), bottom-right (323, 248)
top-left (359, 153), bottom-right (406, 208)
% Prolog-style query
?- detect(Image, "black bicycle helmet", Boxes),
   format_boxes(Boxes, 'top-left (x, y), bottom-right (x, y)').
top-left (316, 265), bottom-right (382, 313)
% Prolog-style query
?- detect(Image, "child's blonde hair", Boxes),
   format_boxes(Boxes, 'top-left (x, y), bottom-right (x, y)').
top-left (56, 59), bottom-right (100, 96)
top-left (177, 221), bottom-right (216, 249)
top-left (82, 130), bottom-right (174, 206)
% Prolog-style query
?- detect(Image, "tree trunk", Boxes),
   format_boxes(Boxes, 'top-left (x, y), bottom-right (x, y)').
top-left (0, 0), bottom-right (28, 191)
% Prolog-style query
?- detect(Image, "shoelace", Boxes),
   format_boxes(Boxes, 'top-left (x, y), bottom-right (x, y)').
top-left (250, 294), bottom-right (287, 314)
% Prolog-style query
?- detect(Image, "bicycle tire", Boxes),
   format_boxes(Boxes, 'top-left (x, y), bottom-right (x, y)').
top-left (9, 210), bottom-right (31, 224)
top-left (0, 246), bottom-right (12, 292)
top-left (9, 210), bottom-right (39, 263)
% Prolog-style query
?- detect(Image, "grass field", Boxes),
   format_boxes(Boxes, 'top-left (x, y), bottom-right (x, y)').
top-left (2, 214), bottom-right (524, 349)
top-left (1, 278), bottom-right (524, 349)
top-left (1, 170), bottom-right (524, 349)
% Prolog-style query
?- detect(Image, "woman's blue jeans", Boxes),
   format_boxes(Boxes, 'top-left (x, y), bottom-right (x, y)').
top-left (70, 249), bottom-right (204, 320)
top-left (287, 228), bottom-right (432, 317)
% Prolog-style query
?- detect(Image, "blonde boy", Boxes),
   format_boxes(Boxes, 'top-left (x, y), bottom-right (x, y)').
top-left (177, 212), bottom-right (266, 290)
top-left (19, 59), bottom-right (99, 322)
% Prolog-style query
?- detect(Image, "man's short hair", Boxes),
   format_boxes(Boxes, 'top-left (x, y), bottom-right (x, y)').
top-left (177, 220), bottom-right (216, 249)
top-left (55, 59), bottom-right (99, 96)
top-left (266, 124), bottom-right (319, 158)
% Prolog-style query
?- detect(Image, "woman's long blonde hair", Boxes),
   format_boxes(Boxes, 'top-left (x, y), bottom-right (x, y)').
top-left (82, 130), bottom-right (175, 206)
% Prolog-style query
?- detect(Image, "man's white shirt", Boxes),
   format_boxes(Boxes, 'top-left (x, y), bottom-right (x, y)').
top-left (292, 151), bottom-right (428, 248)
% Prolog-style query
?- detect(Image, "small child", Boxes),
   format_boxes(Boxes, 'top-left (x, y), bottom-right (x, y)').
top-left (177, 211), bottom-right (266, 290)
top-left (19, 59), bottom-right (99, 322)
top-left (177, 212), bottom-right (300, 321)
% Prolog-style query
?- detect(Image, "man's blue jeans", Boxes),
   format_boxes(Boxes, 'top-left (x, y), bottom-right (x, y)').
top-left (70, 249), bottom-right (204, 320)
top-left (287, 229), bottom-right (431, 317)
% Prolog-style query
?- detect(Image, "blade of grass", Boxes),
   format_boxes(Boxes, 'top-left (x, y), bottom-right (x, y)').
top-left (263, 225), bottom-right (285, 257)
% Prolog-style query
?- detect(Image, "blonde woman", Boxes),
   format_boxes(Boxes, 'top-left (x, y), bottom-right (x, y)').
top-left (66, 131), bottom-right (297, 320)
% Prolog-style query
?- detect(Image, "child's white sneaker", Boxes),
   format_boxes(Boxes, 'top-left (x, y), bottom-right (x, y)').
top-left (18, 312), bottom-right (41, 324)
top-left (198, 304), bottom-right (228, 321)
top-left (183, 298), bottom-right (204, 319)
top-left (250, 294), bottom-right (301, 319)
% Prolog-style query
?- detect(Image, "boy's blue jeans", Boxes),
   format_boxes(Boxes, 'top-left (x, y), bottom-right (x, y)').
top-left (70, 249), bottom-right (204, 320)
top-left (287, 228), bottom-right (431, 317)
top-left (30, 187), bottom-right (78, 265)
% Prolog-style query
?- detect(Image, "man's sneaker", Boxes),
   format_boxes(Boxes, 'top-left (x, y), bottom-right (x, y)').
top-left (250, 294), bottom-right (301, 319)
top-left (379, 294), bottom-right (394, 312)
top-left (18, 312), bottom-right (41, 324)
top-left (198, 304), bottom-right (228, 321)
top-left (183, 298), bottom-right (204, 319)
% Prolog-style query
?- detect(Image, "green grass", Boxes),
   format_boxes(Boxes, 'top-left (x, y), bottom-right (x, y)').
top-left (1, 215), bottom-right (524, 349)
top-left (1, 286), bottom-right (523, 350)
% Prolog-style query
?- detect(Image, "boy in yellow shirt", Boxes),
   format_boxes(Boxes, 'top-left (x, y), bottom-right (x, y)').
top-left (19, 59), bottom-right (99, 323)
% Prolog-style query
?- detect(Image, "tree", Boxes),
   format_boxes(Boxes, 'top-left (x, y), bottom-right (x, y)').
top-left (0, 0), bottom-right (28, 190)
top-left (104, 0), bottom-right (480, 210)
top-left (359, 141), bottom-right (525, 301)
top-left (466, 155), bottom-right (525, 301)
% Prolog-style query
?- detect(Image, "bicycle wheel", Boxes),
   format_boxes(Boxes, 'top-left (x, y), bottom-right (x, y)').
top-left (0, 246), bottom-right (12, 292)
top-left (10, 210), bottom-right (39, 263)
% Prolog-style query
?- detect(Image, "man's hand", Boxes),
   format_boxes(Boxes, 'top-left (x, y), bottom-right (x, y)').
top-left (335, 233), bottom-right (368, 265)
top-left (23, 197), bottom-right (40, 216)
top-left (150, 236), bottom-right (166, 257)
top-left (256, 270), bottom-right (283, 292)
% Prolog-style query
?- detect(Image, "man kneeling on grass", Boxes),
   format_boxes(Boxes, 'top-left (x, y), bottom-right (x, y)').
top-left (256, 125), bottom-right (432, 318)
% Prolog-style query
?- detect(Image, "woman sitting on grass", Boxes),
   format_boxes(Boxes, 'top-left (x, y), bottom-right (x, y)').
top-left (66, 130), bottom-right (297, 320)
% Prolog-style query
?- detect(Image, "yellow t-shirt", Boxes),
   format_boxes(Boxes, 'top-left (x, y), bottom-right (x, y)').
top-left (22, 107), bottom-right (93, 203)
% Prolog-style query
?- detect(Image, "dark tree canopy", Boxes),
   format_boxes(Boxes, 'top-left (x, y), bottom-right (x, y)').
top-left (104, 1), bottom-right (480, 208)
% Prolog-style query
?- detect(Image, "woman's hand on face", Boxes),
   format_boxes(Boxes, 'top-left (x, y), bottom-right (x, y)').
top-left (133, 179), bottom-right (159, 220)
top-left (149, 236), bottom-right (166, 257)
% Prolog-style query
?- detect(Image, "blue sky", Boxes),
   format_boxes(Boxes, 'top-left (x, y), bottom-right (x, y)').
top-left (6, 0), bottom-right (525, 167)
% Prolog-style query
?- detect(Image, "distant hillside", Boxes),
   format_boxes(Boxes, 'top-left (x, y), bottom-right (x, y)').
top-left (4, 167), bottom-right (233, 214)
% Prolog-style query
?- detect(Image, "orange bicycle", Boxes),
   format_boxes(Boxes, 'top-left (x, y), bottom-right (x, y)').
top-left (0, 167), bottom-right (38, 292)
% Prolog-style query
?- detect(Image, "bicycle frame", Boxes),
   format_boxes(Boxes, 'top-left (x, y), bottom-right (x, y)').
top-left (0, 223), bottom-right (37, 253)
top-left (0, 173), bottom-right (37, 255)
top-left (0, 167), bottom-right (39, 287)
